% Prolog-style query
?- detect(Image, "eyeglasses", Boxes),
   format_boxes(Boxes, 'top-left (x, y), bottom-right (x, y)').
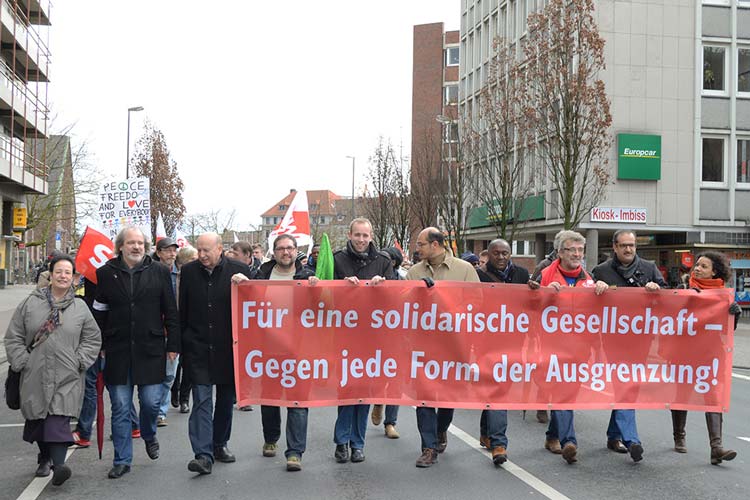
top-left (274, 246), bottom-right (296, 253)
top-left (616, 243), bottom-right (636, 249)
top-left (415, 241), bottom-right (429, 247)
top-left (562, 247), bottom-right (584, 254)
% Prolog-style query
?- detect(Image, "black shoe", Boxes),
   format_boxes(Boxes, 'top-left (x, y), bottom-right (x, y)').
top-left (334, 444), bottom-right (349, 463)
top-left (188, 456), bottom-right (212, 475)
top-left (350, 448), bottom-right (365, 463)
top-left (179, 402), bottom-right (190, 414)
top-left (239, 405), bottom-right (253, 411)
top-left (171, 392), bottom-right (179, 408)
top-left (51, 464), bottom-right (71, 486)
top-left (214, 445), bottom-right (236, 463)
top-left (606, 439), bottom-right (628, 453)
top-left (108, 464), bottom-right (131, 479)
top-left (145, 438), bottom-right (160, 460)
top-left (629, 443), bottom-right (644, 463)
top-left (437, 431), bottom-right (448, 453)
top-left (35, 455), bottom-right (52, 477)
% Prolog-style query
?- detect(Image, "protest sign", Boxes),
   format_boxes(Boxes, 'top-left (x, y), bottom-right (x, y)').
top-left (97, 177), bottom-right (151, 239)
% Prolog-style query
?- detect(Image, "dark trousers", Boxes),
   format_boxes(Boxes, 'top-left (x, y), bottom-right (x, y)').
top-left (171, 359), bottom-right (191, 405)
top-left (188, 384), bottom-right (235, 461)
top-left (261, 406), bottom-right (309, 458)
top-left (416, 407), bottom-right (454, 450)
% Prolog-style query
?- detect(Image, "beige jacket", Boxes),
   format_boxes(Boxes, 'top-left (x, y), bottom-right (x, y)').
top-left (406, 252), bottom-right (480, 282)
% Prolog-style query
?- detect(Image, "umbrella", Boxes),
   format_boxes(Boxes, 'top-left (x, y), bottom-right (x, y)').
top-left (96, 367), bottom-right (105, 459)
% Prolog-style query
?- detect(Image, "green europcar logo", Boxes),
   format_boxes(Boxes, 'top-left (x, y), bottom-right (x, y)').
top-left (618, 134), bottom-right (661, 180)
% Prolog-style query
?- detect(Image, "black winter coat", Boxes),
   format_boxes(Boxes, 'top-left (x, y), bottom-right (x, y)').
top-left (94, 255), bottom-right (180, 385)
top-left (255, 259), bottom-right (315, 280)
top-left (179, 255), bottom-right (252, 385)
top-left (476, 262), bottom-right (530, 284)
top-left (591, 256), bottom-right (667, 288)
top-left (333, 242), bottom-right (392, 280)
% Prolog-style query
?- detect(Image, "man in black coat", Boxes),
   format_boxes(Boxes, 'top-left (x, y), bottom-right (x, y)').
top-left (179, 232), bottom-right (253, 475)
top-left (591, 229), bottom-right (666, 463)
top-left (309, 217), bottom-right (391, 464)
top-left (93, 226), bottom-right (179, 479)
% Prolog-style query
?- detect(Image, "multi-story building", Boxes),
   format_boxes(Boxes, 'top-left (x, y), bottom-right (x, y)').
top-left (0, 0), bottom-right (51, 284)
top-left (457, 0), bottom-right (750, 299)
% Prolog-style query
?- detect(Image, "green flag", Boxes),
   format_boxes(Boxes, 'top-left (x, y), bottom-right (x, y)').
top-left (315, 233), bottom-right (334, 280)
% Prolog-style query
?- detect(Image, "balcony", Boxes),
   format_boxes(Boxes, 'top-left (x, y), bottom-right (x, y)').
top-left (0, 60), bottom-right (47, 136)
top-left (0, 132), bottom-right (48, 195)
top-left (0, 0), bottom-right (50, 82)
top-left (17, 0), bottom-right (51, 26)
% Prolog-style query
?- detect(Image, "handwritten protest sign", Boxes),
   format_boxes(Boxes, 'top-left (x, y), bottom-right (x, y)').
top-left (97, 177), bottom-right (151, 239)
top-left (232, 281), bottom-right (734, 412)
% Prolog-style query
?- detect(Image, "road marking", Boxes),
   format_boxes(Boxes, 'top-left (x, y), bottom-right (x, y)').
top-left (732, 372), bottom-right (750, 381)
top-left (0, 423), bottom-right (25, 428)
top-left (17, 447), bottom-right (75, 500)
top-left (738, 437), bottom-right (750, 443)
top-left (448, 424), bottom-right (571, 500)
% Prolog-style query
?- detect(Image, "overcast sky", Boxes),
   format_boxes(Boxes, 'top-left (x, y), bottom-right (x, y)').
top-left (48, 1), bottom-right (459, 230)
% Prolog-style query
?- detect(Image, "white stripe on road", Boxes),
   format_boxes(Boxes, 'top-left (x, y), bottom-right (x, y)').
top-left (0, 423), bottom-right (25, 428)
top-left (738, 437), bottom-right (750, 443)
top-left (448, 424), bottom-right (572, 500)
top-left (16, 447), bottom-right (75, 500)
top-left (732, 372), bottom-right (750, 381)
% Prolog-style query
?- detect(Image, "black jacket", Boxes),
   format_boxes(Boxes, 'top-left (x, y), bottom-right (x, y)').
top-left (591, 256), bottom-right (667, 288)
top-left (94, 255), bottom-right (180, 385)
top-left (333, 242), bottom-right (392, 280)
top-left (179, 255), bottom-right (252, 385)
top-left (255, 259), bottom-right (315, 280)
top-left (477, 262), bottom-right (530, 284)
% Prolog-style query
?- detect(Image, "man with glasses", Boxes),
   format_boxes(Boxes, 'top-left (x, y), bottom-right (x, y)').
top-left (591, 229), bottom-right (666, 463)
top-left (531, 230), bottom-right (608, 464)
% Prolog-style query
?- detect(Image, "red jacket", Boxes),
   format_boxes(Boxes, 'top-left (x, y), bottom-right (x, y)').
top-left (539, 258), bottom-right (596, 288)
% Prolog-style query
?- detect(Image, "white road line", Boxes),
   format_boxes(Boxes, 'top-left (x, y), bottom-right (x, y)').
top-left (732, 372), bottom-right (750, 381)
top-left (16, 447), bottom-right (75, 500)
top-left (0, 423), bottom-right (25, 428)
top-left (738, 437), bottom-right (750, 443)
top-left (448, 424), bottom-right (572, 500)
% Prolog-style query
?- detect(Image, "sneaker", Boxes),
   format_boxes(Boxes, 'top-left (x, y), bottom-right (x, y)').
top-left (606, 439), bottom-right (627, 453)
top-left (492, 446), bottom-right (508, 466)
top-left (436, 431), bottom-right (448, 453)
top-left (51, 464), bottom-right (72, 486)
top-left (384, 424), bottom-right (400, 439)
top-left (262, 442), bottom-right (278, 457)
top-left (157, 416), bottom-right (168, 427)
top-left (334, 444), bottom-right (349, 463)
top-left (562, 443), bottom-right (578, 464)
top-left (131, 429), bottom-right (141, 439)
top-left (479, 435), bottom-right (491, 450)
top-left (629, 443), bottom-right (644, 463)
top-left (371, 405), bottom-right (384, 426)
top-left (544, 438), bottom-right (562, 454)
top-left (286, 455), bottom-right (302, 471)
top-left (416, 448), bottom-right (438, 468)
top-left (71, 431), bottom-right (91, 448)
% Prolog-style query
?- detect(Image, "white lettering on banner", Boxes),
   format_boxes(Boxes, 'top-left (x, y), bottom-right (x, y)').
top-left (540, 306), bottom-right (698, 336)
top-left (245, 349), bottom-right (329, 388)
top-left (591, 207), bottom-right (647, 224)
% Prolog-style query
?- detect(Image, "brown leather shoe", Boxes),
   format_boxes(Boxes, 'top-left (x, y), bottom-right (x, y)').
top-left (562, 443), bottom-right (578, 464)
top-left (544, 438), bottom-right (562, 454)
top-left (606, 439), bottom-right (628, 453)
top-left (371, 405), bottom-right (384, 426)
top-left (384, 424), bottom-right (400, 439)
top-left (479, 435), bottom-right (491, 450)
top-left (536, 410), bottom-right (549, 424)
top-left (436, 432), bottom-right (448, 453)
top-left (491, 446), bottom-right (507, 466)
top-left (416, 448), bottom-right (438, 468)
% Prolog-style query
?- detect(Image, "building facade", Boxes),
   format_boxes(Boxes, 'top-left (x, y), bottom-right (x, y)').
top-left (457, 0), bottom-right (750, 299)
top-left (0, 0), bottom-right (51, 284)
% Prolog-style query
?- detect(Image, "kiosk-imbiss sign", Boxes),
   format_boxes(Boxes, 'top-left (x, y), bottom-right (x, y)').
top-left (591, 207), bottom-right (647, 224)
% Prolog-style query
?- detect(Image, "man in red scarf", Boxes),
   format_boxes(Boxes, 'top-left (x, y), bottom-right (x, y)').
top-left (532, 230), bottom-right (608, 464)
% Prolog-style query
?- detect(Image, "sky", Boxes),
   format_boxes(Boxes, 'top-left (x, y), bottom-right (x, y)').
top-left (47, 1), bottom-right (460, 230)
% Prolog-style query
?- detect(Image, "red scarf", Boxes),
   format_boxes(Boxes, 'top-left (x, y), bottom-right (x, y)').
top-left (689, 276), bottom-right (724, 290)
top-left (540, 258), bottom-right (594, 287)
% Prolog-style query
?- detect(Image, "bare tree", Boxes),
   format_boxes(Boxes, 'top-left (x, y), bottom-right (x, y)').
top-left (520, 0), bottom-right (612, 229)
top-left (184, 209), bottom-right (238, 236)
top-left (131, 122), bottom-right (186, 235)
top-left (409, 126), bottom-right (442, 231)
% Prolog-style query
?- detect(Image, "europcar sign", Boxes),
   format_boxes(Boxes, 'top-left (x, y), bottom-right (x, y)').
top-left (618, 133), bottom-right (661, 180)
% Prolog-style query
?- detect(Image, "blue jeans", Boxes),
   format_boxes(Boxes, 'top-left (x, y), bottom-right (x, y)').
top-left (384, 405), bottom-right (399, 425)
top-left (107, 380), bottom-right (162, 465)
top-left (75, 356), bottom-right (102, 439)
top-left (480, 410), bottom-right (508, 448)
top-left (607, 409), bottom-right (640, 447)
top-left (158, 356), bottom-right (179, 418)
top-left (416, 407), bottom-right (454, 450)
top-left (333, 404), bottom-right (369, 450)
top-left (261, 406), bottom-right (309, 458)
top-left (547, 410), bottom-right (576, 447)
top-left (188, 384), bottom-right (235, 461)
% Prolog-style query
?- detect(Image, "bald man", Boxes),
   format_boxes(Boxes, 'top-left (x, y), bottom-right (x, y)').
top-left (179, 233), bottom-right (253, 475)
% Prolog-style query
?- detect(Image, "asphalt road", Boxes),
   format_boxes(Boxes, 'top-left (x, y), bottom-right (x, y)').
top-left (0, 285), bottom-right (748, 500)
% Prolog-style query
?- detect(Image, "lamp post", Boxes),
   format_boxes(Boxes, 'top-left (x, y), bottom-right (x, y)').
top-left (345, 155), bottom-right (355, 219)
top-left (126, 106), bottom-right (144, 179)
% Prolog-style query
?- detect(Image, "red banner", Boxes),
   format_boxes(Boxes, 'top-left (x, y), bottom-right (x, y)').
top-left (75, 226), bottom-right (114, 284)
top-left (232, 281), bottom-right (734, 412)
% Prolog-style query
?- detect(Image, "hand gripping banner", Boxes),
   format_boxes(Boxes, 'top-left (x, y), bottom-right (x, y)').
top-left (232, 281), bottom-right (734, 412)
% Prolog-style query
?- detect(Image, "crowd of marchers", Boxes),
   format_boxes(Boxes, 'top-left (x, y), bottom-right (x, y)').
top-left (3, 219), bottom-right (742, 486)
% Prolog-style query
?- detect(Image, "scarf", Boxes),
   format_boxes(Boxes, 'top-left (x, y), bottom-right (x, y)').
top-left (488, 261), bottom-right (516, 283)
top-left (346, 240), bottom-right (370, 260)
top-left (689, 276), bottom-right (724, 290)
top-left (31, 287), bottom-right (75, 350)
top-left (614, 254), bottom-right (640, 281)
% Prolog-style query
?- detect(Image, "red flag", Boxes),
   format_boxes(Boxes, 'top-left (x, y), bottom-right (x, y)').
top-left (155, 212), bottom-right (167, 242)
top-left (75, 226), bottom-right (114, 284)
top-left (268, 190), bottom-right (312, 249)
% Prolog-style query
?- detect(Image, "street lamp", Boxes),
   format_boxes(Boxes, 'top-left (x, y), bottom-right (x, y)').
top-left (126, 106), bottom-right (144, 179)
top-left (345, 155), bottom-right (355, 219)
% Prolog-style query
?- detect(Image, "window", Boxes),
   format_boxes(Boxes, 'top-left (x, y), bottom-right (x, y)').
top-left (739, 47), bottom-right (750, 95)
top-left (445, 46), bottom-right (459, 66)
top-left (509, 0), bottom-right (516, 41)
top-left (702, 136), bottom-right (726, 184)
top-left (278, 204), bottom-right (287, 211)
top-left (444, 122), bottom-right (459, 143)
top-left (739, 139), bottom-right (750, 185)
top-left (703, 45), bottom-right (727, 94)
top-left (444, 85), bottom-right (458, 105)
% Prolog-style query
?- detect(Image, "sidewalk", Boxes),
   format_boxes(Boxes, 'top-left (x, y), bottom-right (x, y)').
top-left (0, 284), bottom-right (35, 364)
